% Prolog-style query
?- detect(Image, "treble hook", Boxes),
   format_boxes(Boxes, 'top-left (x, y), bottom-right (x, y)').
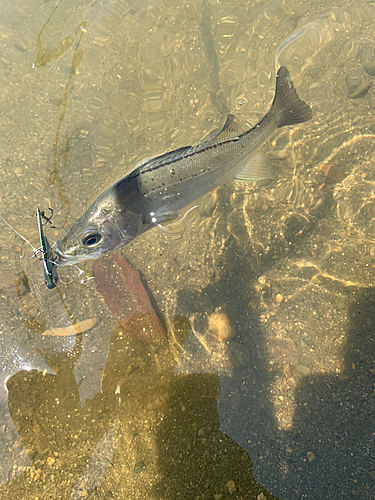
top-left (40, 207), bottom-right (55, 228)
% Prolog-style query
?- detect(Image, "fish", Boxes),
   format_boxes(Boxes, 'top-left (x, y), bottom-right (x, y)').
top-left (55, 66), bottom-right (312, 265)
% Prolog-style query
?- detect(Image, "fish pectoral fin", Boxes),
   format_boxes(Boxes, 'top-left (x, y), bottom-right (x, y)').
top-left (234, 154), bottom-right (274, 183)
top-left (145, 212), bottom-right (180, 225)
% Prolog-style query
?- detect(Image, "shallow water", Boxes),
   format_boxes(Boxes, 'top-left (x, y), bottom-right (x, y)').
top-left (0, 0), bottom-right (375, 498)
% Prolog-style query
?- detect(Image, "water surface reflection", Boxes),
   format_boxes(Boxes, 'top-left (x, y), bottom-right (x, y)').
top-left (1, 0), bottom-right (375, 498)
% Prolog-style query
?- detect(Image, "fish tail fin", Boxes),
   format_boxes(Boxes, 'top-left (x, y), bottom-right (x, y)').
top-left (271, 66), bottom-right (312, 128)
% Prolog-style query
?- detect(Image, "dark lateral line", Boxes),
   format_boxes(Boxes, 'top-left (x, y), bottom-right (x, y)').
top-left (128, 134), bottom-right (242, 179)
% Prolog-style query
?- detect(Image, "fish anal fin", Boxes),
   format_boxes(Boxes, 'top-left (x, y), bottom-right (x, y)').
top-left (235, 154), bottom-right (273, 183)
top-left (222, 114), bottom-right (236, 130)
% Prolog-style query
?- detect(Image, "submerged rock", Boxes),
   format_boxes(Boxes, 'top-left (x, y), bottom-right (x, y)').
top-left (93, 254), bottom-right (166, 345)
top-left (206, 311), bottom-right (235, 343)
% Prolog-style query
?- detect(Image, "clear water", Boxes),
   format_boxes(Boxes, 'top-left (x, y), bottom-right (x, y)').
top-left (0, 0), bottom-right (375, 498)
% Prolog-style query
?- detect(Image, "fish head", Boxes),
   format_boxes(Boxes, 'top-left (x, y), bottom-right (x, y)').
top-left (55, 201), bottom-right (144, 265)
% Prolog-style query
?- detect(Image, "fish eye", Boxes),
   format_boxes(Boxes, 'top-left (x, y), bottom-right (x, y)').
top-left (81, 231), bottom-right (102, 247)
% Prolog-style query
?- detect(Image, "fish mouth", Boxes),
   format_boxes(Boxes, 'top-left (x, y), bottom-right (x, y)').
top-left (54, 247), bottom-right (83, 266)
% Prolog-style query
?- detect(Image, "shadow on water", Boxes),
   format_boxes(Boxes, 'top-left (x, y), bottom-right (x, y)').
top-left (3, 353), bottom-right (111, 496)
top-left (2, 211), bottom-right (374, 499)
top-left (166, 178), bottom-right (374, 500)
top-left (1, 189), bottom-right (374, 499)
top-left (207, 228), bottom-right (375, 499)
top-left (153, 373), bottom-right (279, 500)
top-left (279, 287), bottom-right (375, 499)
top-left (0, 314), bottom-right (281, 499)
top-left (0, 190), bottom-right (339, 498)
top-left (197, 231), bottom-right (291, 494)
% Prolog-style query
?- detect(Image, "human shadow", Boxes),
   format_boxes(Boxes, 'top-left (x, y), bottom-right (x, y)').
top-left (0, 261), bottom-right (281, 500)
top-left (178, 231), bottom-right (288, 493)
top-left (274, 286), bottom-right (375, 499)
top-left (207, 251), bottom-right (375, 500)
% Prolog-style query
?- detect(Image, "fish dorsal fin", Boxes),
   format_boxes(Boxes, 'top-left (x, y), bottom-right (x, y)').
top-left (135, 115), bottom-right (243, 173)
top-left (137, 146), bottom-right (192, 173)
top-left (192, 114), bottom-right (244, 153)
top-left (211, 114), bottom-right (243, 142)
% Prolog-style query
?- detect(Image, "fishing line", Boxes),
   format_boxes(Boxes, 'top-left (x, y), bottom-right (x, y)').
top-left (0, 214), bottom-right (38, 253)
top-left (0, 214), bottom-right (57, 269)
top-left (53, 260), bottom-right (94, 285)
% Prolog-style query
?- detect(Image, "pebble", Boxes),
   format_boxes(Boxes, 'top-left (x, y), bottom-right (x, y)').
top-left (319, 163), bottom-right (345, 182)
top-left (133, 461), bottom-right (145, 474)
top-left (227, 480), bottom-right (236, 494)
top-left (275, 293), bottom-right (283, 303)
top-left (206, 312), bottom-right (234, 343)
top-left (257, 494), bottom-right (266, 500)
top-left (306, 451), bottom-right (316, 462)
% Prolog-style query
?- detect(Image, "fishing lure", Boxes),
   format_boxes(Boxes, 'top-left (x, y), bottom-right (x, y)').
top-left (36, 208), bottom-right (58, 289)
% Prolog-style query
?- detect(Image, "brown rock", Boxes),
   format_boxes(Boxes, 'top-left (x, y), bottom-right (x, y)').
top-left (93, 254), bottom-right (166, 345)
top-left (319, 163), bottom-right (345, 182)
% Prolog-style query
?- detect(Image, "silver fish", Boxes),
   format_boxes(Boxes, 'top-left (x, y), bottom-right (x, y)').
top-left (55, 66), bottom-right (312, 265)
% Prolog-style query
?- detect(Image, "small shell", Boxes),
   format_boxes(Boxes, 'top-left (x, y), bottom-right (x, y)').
top-left (206, 312), bottom-right (235, 343)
